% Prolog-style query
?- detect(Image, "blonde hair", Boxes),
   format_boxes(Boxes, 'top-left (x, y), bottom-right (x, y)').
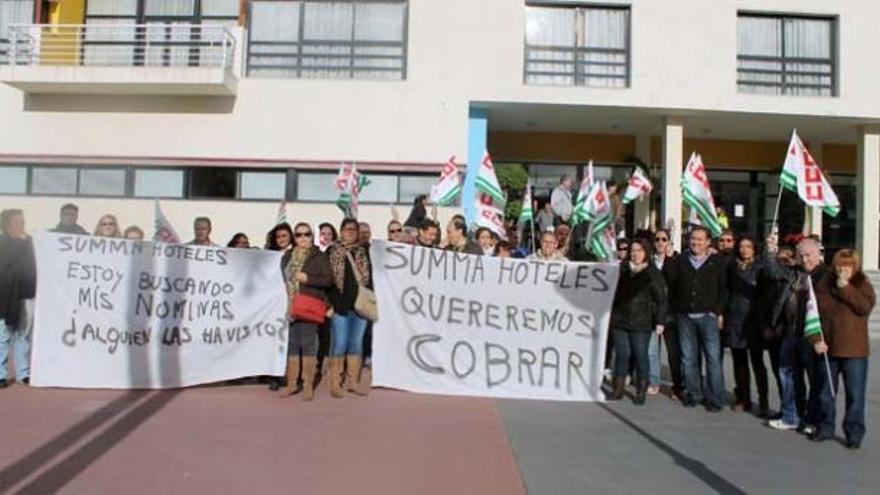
top-left (94, 214), bottom-right (121, 238)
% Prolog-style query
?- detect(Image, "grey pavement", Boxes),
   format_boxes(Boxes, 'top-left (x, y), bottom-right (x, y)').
top-left (497, 341), bottom-right (880, 495)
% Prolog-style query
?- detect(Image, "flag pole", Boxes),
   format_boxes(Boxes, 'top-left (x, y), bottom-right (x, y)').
top-left (818, 332), bottom-right (836, 399)
top-left (770, 185), bottom-right (784, 238)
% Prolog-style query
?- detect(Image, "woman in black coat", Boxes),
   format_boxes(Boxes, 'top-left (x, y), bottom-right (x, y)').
top-left (723, 235), bottom-right (774, 416)
top-left (609, 239), bottom-right (667, 405)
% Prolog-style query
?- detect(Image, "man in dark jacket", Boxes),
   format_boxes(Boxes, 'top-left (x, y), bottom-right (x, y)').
top-left (50, 203), bottom-right (88, 235)
top-left (0, 209), bottom-right (37, 388)
top-left (765, 237), bottom-right (828, 432)
top-left (665, 227), bottom-right (728, 411)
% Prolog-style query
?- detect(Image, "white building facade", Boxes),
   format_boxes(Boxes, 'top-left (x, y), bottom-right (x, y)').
top-left (0, 0), bottom-right (878, 265)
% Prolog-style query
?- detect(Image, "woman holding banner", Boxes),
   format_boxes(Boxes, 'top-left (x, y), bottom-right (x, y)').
top-left (281, 223), bottom-right (333, 401)
top-left (328, 218), bottom-right (373, 398)
top-left (93, 214), bottom-right (122, 238)
top-left (809, 249), bottom-right (875, 449)
top-left (609, 238), bottom-right (667, 405)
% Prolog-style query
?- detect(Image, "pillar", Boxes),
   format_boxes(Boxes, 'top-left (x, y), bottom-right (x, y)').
top-left (634, 134), bottom-right (652, 231)
top-left (464, 108), bottom-right (488, 228)
top-left (857, 126), bottom-right (880, 270)
top-left (662, 118), bottom-right (684, 250)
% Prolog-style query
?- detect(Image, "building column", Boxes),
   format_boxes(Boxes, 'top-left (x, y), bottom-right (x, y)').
top-left (806, 141), bottom-right (824, 237)
top-left (857, 126), bottom-right (880, 270)
top-left (662, 118), bottom-right (684, 249)
top-left (633, 134), bottom-right (652, 231)
top-left (464, 108), bottom-right (488, 227)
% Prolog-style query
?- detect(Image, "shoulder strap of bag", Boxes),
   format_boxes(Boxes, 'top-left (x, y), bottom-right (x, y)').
top-left (344, 250), bottom-right (364, 286)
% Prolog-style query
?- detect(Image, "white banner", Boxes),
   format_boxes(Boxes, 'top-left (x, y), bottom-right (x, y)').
top-left (371, 241), bottom-right (619, 402)
top-left (31, 233), bottom-right (289, 389)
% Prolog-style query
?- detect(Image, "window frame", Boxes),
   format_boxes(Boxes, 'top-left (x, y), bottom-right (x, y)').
top-left (523, 1), bottom-right (632, 88)
top-left (133, 166), bottom-right (187, 199)
top-left (736, 12), bottom-right (838, 97)
top-left (246, 0), bottom-right (409, 81)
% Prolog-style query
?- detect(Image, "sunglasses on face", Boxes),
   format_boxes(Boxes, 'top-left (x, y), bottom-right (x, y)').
top-left (720, 238), bottom-right (734, 243)
top-left (295, 232), bottom-right (312, 238)
top-left (101, 222), bottom-right (116, 227)
top-left (388, 228), bottom-right (402, 234)
top-left (655, 237), bottom-right (667, 242)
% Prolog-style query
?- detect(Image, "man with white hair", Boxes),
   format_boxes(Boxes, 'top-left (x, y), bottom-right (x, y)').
top-left (765, 236), bottom-right (828, 432)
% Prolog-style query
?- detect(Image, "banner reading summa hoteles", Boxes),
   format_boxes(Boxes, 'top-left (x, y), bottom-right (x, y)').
top-left (371, 241), bottom-right (620, 402)
top-left (31, 233), bottom-right (289, 389)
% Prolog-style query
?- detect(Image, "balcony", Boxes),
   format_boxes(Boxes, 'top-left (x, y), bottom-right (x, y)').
top-left (0, 24), bottom-right (238, 96)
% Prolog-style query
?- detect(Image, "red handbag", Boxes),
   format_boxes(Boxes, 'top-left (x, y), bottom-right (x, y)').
top-left (290, 293), bottom-right (327, 324)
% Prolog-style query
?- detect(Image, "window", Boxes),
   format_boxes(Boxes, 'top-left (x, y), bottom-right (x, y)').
top-left (358, 174), bottom-right (397, 203)
top-left (79, 168), bottom-right (126, 196)
top-left (0, 0), bottom-right (34, 63)
top-left (247, 0), bottom-right (408, 80)
top-left (0, 166), bottom-right (26, 194)
top-left (84, 0), bottom-right (239, 67)
top-left (399, 175), bottom-right (436, 204)
top-left (32, 167), bottom-right (78, 195)
top-left (190, 167), bottom-right (237, 198)
top-left (524, 3), bottom-right (629, 88)
top-left (135, 169), bottom-right (185, 198)
top-left (296, 172), bottom-right (337, 201)
top-left (737, 14), bottom-right (836, 96)
top-left (239, 171), bottom-right (286, 200)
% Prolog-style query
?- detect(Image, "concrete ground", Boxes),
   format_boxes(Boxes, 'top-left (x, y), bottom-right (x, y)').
top-left (1, 343), bottom-right (878, 494)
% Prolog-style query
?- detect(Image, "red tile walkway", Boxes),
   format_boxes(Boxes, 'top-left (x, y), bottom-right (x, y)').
top-left (0, 383), bottom-right (525, 494)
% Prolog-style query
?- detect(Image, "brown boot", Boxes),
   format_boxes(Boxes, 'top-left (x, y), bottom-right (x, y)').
top-left (279, 356), bottom-right (300, 397)
top-left (301, 356), bottom-right (317, 401)
top-left (329, 357), bottom-right (345, 398)
top-left (345, 355), bottom-right (367, 396)
top-left (608, 377), bottom-right (625, 401)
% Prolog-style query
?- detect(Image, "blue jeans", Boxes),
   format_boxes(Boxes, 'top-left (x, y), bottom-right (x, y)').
top-left (330, 312), bottom-right (368, 357)
top-left (678, 314), bottom-right (725, 406)
top-left (817, 357), bottom-right (868, 444)
top-left (778, 335), bottom-right (807, 426)
top-left (612, 329), bottom-right (650, 383)
top-left (648, 332), bottom-right (662, 386)
top-left (0, 299), bottom-right (33, 381)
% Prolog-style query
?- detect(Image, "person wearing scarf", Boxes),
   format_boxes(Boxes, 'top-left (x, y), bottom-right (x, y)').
top-left (608, 239), bottom-right (667, 404)
top-left (280, 223), bottom-right (333, 401)
top-left (327, 218), bottom-right (373, 398)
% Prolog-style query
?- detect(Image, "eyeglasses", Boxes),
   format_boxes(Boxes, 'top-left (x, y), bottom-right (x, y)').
top-left (388, 228), bottom-right (402, 234)
top-left (654, 237), bottom-right (668, 242)
top-left (720, 238), bottom-right (734, 243)
top-left (342, 227), bottom-right (358, 232)
top-left (295, 232), bottom-right (313, 238)
top-left (100, 222), bottom-right (116, 227)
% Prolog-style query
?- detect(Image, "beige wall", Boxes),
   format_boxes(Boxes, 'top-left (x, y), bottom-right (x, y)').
top-left (1, 0), bottom-right (879, 168)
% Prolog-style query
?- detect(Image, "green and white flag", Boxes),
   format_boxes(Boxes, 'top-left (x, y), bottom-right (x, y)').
top-left (622, 166), bottom-right (652, 204)
top-left (518, 181), bottom-right (533, 225)
top-left (335, 163), bottom-right (370, 217)
top-left (780, 130), bottom-right (840, 217)
top-left (571, 175), bottom-right (593, 226)
top-left (682, 152), bottom-right (722, 237)
top-left (475, 152), bottom-right (506, 206)
top-left (803, 275), bottom-right (824, 340)
top-left (429, 156), bottom-right (462, 206)
top-left (474, 193), bottom-right (507, 239)
top-left (583, 181), bottom-right (616, 261)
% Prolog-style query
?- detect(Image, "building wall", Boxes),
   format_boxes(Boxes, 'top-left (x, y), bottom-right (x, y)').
top-left (1, 0), bottom-right (879, 168)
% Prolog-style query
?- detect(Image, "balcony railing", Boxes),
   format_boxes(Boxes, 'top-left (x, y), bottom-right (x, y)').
top-left (737, 54), bottom-right (835, 97)
top-left (3, 23), bottom-right (236, 69)
top-left (524, 44), bottom-right (629, 88)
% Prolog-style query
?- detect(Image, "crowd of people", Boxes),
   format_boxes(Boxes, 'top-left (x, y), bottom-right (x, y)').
top-left (0, 191), bottom-right (874, 450)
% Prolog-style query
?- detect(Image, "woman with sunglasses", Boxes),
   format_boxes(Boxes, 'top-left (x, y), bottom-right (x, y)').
top-left (387, 220), bottom-right (405, 243)
top-left (651, 228), bottom-right (684, 399)
top-left (280, 223), bottom-right (333, 401)
top-left (327, 218), bottom-right (373, 397)
top-left (93, 214), bottom-right (121, 238)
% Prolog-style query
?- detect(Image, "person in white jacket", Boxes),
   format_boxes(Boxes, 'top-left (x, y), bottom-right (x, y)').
top-left (550, 175), bottom-right (573, 224)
